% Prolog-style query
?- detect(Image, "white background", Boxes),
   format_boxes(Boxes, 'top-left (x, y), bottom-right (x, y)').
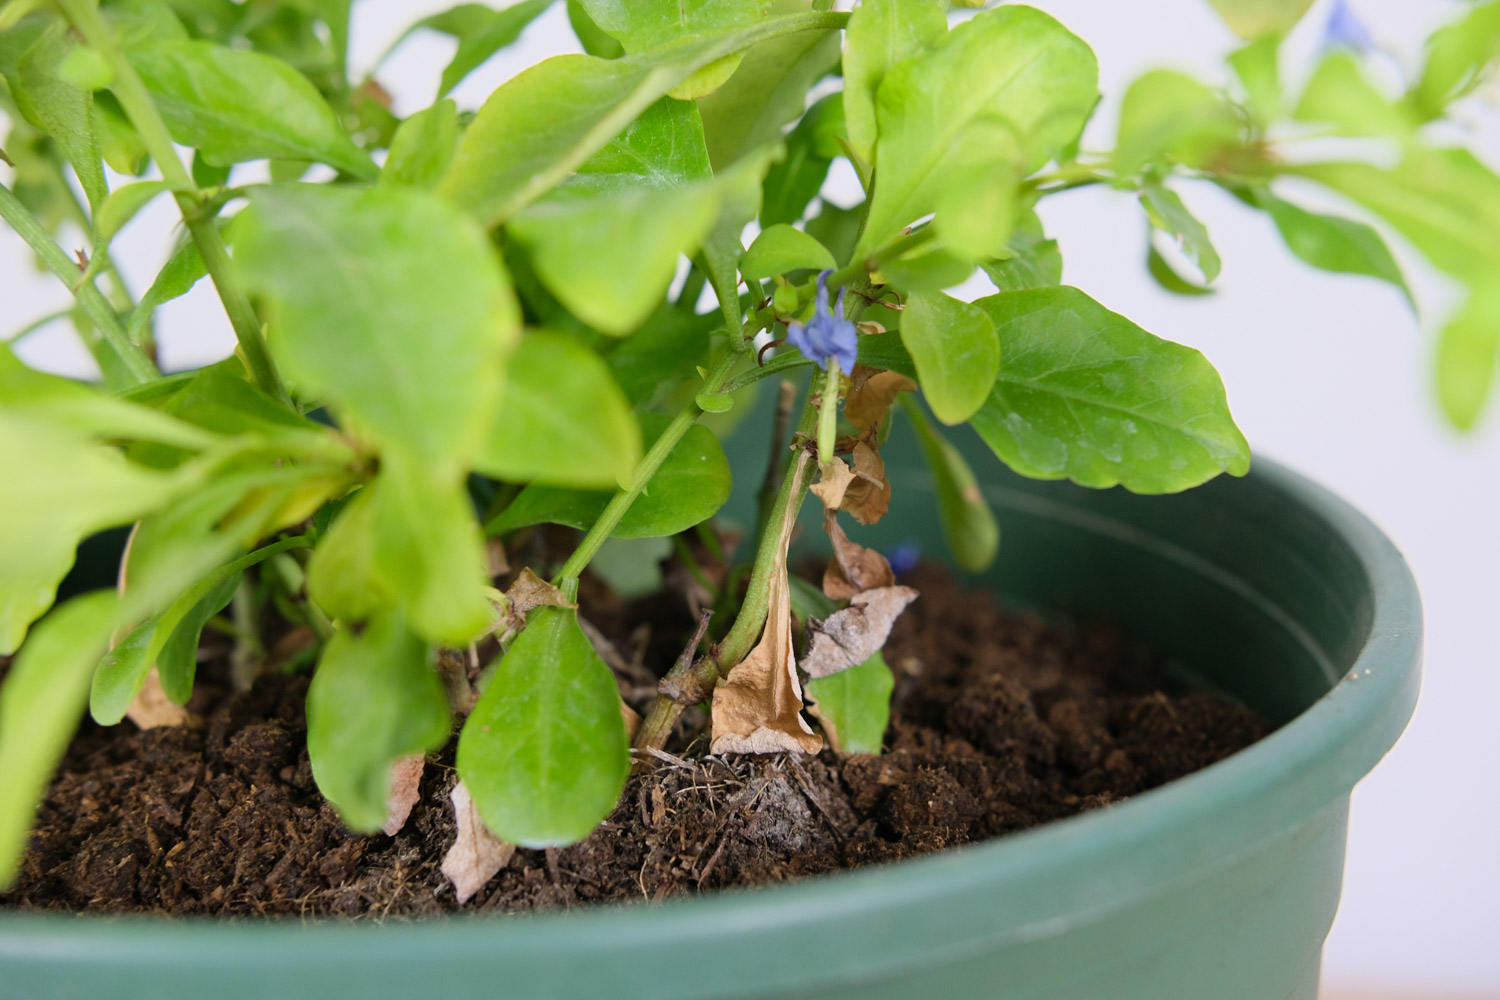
top-left (2, 2), bottom-right (1496, 996)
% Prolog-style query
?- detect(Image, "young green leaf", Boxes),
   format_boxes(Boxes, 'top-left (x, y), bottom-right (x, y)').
top-left (567, 0), bottom-right (625, 58)
top-left (14, 25), bottom-right (108, 211)
top-left (1114, 69), bottom-right (1241, 178)
top-left (306, 613), bottom-right (451, 832)
top-left (307, 486), bottom-right (389, 624)
top-left (128, 237), bottom-right (207, 344)
top-left (858, 5), bottom-right (1097, 256)
top-left (473, 332), bottom-right (642, 488)
top-left (841, 0), bottom-right (947, 168)
top-left (899, 290), bottom-right (998, 425)
top-left (603, 307), bottom-right (719, 406)
top-left (1410, 0), bottom-right (1500, 118)
top-left (237, 184), bottom-right (520, 469)
top-left (902, 397), bottom-right (999, 573)
top-left (740, 224), bottom-right (836, 281)
top-left (760, 93), bottom-right (844, 228)
top-left (1146, 242), bottom-right (1214, 296)
top-left (156, 570), bottom-right (239, 704)
top-left (879, 245), bottom-right (975, 291)
top-left (1435, 290), bottom-right (1500, 431)
top-left (92, 180), bottom-right (167, 246)
top-left (1294, 53), bottom-right (1412, 138)
top-left (380, 98), bottom-right (459, 190)
top-left (128, 40), bottom-right (376, 178)
top-left (1140, 182), bottom-right (1221, 284)
top-left (392, 0), bottom-right (554, 98)
top-left (0, 591), bottom-right (117, 889)
top-left (805, 650), bottom-right (894, 755)
top-left (1227, 35), bottom-right (1281, 126)
top-left (457, 605), bottom-right (629, 847)
top-left (981, 206), bottom-right (1062, 291)
top-left (489, 415), bottom-right (731, 539)
top-left (1251, 187), bottom-right (1412, 305)
top-left (576, 0), bottom-right (766, 54)
top-left (969, 286), bottom-right (1250, 493)
top-left (1204, 0), bottom-right (1314, 39)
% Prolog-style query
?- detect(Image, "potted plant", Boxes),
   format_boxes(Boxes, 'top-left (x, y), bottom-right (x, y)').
top-left (0, 0), bottom-right (1481, 994)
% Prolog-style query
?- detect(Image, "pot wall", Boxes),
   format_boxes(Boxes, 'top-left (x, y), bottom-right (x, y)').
top-left (0, 411), bottom-right (1422, 1000)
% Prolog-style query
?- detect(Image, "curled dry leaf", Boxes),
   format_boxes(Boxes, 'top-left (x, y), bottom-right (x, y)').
top-left (823, 509), bottom-right (895, 601)
top-left (842, 440), bottom-right (891, 525)
top-left (381, 752), bottom-right (426, 836)
top-left (497, 567), bottom-right (576, 639)
top-left (809, 457), bottom-right (856, 511)
top-left (441, 779), bottom-right (516, 905)
top-left (855, 321), bottom-right (886, 337)
top-left (125, 667), bottom-right (190, 729)
top-left (711, 461), bottom-right (823, 756)
top-left (801, 586), bottom-right (919, 679)
top-left (845, 366), bottom-right (915, 431)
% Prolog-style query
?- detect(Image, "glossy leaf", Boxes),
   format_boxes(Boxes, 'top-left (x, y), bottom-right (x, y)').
top-left (858, 6), bottom-right (1097, 255)
top-left (806, 649), bottom-right (894, 755)
top-left (474, 332), bottom-right (642, 488)
top-left (1140, 182), bottom-right (1220, 284)
top-left (306, 613), bottom-right (450, 832)
top-left (740, 224), bottom-right (836, 281)
top-left (237, 184), bottom-right (520, 468)
top-left (380, 98), bottom-right (459, 189)
top-left (0, 592), bottom-right (117, 888)
top-left (969, 286), bottom-right (1250, 493)
top-left (489, 414), bottom-right (731, 538)
top-left (128, 40), bottom-right (375, 177)
top-left (458, 605), bottom-right (630, 847)
top-left (14, 25), bottom-right (108, 211)
top-left (1435, 290), bottom-right (1500, 431)
top-left (899, 290), bottom-right (998, 425)
top-left (1114, 69), bottom-right (1241, 178)
top-left (1205, 0), bottom-right (1314, 39)
top-left (981, 206), bottom-right (1062, 291)
top-left (1252, 188), bottom-right (1411, 305)
top-left (841, 0), bottom-right (947, 167)
top-left (903, 397), bottom-right (999, 573)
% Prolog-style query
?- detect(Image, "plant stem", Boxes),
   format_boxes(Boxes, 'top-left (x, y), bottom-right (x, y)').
top-left (816, 358), bottom-right (840, 465)
top-left (549, 349), bottom-right (744, 585)
top-left (59, 0), bottom-right (291, 408)
top-left (0, 182), bottom-right (157, 388)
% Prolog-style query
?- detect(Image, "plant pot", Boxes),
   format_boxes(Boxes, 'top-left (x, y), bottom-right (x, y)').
top-left (0, 415), bottom-right (1421, 1000)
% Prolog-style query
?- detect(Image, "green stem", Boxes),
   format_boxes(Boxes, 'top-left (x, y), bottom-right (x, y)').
top-left (0, 182), bottom-right (157, 388)
top-left (548, 349), bottom-right (744, 585)
top-left (816, 357), bottom-right (840, 465)
top-left (59, 0), bottom-right (291, 408)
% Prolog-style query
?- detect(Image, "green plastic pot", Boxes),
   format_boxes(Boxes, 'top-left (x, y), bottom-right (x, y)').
top-left (0, 415), bottom-right (1421, 1000)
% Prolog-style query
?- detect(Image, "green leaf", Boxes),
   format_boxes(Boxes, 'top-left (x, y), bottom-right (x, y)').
top-left (490, 413), bottom-right (731, 538)
top-left (981, 206), bottom-right (1062, 291)
top-left (0, 591), bottom-right (117, 888)
top-left (696, 145), bottom-right (777, 333)
top-left (856, 329), bottom-right (917, 380)
top-left (1146, 242), bottom-right (1213, 296)
top-left (603, 307), bottom-right (718, 406)
top-left (1114, 69), bottom-right (1241, 178)
top-left (1204, 0), bottom-right (1314, 39)
top-left (903, 397), bottom-right (998, 573)
top-left (805, 201), bottom-right (863, 267)
top-left (127, 237), bottom-right (206, 344)
top-left (969, 286), bottom-right (1250, 493)
top-left (1251, 187), bottom-right (1412, 305)
top-left (740, 223), bottom-right (836, 281)
top-left (568, 0), bottom-right (625, 58)
top-left (858, 6), bottom-right (1097, 256)
top-left (474, 332), bottom-right (642, 488)
top-left (128, 40), bottom-right (375, 177)
top-left (237, 184), bottom-right (520, 468)
top-left (696, 1), bottom-right (840, 170)
top-left (1140, 182), bottom-right (1220, 284)
top-left (1410, 0), bottom-right (1500, 117)
top-left (1291, 149), bottom-right (1500, 283)
top-left (760, 93), bottom-right (843, 227)
top-left (841, 0), bottom-right (947, 167)
top-left (1294, 52), bottom-right (1412, 138)
top-left (899, 290), bottom-right (998, 425)
top-left (400, 0), bottom-right (554, 98)
top-left (93, 180), bottom-right (167, 246)
top-left (1435, 289), bottom-right (1500, 431)
top-left (14, 25), bottom-right (108, 211)
top-left (0, 414), bottom-right (187, 655)
top-left (307, 485), bottom-right (387, 624)
top-left (306, 613), bottom-right (450, 832)
top-left (577, 0), bottom-right (766, 54)
top-left (155, 570), bottom-right (238, 704)
top-left (805, 650), bottom-right (894, 755)
top-left (879, 245), bottom-right (975, 291)
top-left (1228, 35), bottom-right (1281, 126)
top-left (458, 605), bottom-right (629, 847)
top-left (380, 98), bottom-right (458, 190)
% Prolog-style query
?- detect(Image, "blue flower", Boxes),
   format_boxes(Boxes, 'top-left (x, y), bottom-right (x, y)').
top-left (885, 542), bottom-right (921, 576)
top-left (1323, 0), bottom-right (1373, 53)
top-left (786, 269), bottom-right (858, 373)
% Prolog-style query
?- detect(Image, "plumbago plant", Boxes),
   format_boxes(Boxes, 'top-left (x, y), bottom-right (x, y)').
top-left (2, 0), bottom-right (1498, 893)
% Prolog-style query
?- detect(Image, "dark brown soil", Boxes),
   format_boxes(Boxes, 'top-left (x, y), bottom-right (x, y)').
top-left (0, 565), bottom-right (1267, 918)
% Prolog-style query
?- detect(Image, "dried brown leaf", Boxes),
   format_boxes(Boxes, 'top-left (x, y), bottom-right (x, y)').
top-left (822, 509), bottom-right (896, 600)
top-left (711, 461), bottom-right (823, 756)
top-left (125, 667), bottom-right (189, 729)
top-left (855, 320), bottom-right (886, 337)
top-left (441, 780), bottom-right (516, 905)
top-left (809, 458), bottom-right (856, 511)
top-left (499, 567), bottom-right (576, 637)
top-left (381, 753), bottom-right (425, 836)
top-left (845, 366), bottom-right (915, 431)
top-left (801, 585), bottom-right (918, 679)
top-left (842, 440), bottom-right (890, 525)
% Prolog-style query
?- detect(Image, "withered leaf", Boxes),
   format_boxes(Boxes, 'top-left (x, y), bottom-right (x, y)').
top-left (801, 586), bottom-right (918, 679)
top-left (842, 440), bottom-right (891, 525)
top-left (855, 321), bottom-right (886, 337)
top-left (711, 460), bottom-right (823, 756)
top-left (498, 567), bottom-right (576, 637)
top-left (382, 752), bottom-right (425, 836)
top-left (441, 779), bottom-right (516, 905)
top-left (125, 667), bottom-right (190, 729)
top-left (822, 509), bottom-right (895, 600)
top-left (845, 366), bottom-right (915, 431)
top-left (809, 458), bottom-right (856, 511)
